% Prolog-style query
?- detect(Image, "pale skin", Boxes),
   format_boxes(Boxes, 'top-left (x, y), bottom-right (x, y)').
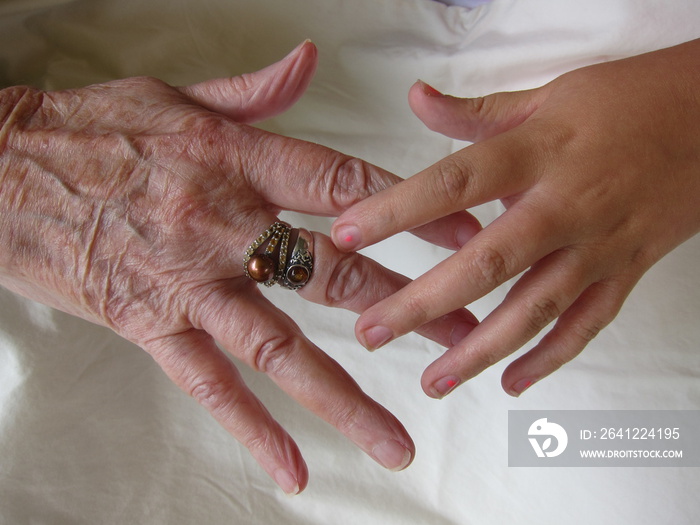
top-left (0, 41), bottom-right (478, 494)
top-left (332, 39), bottom-right (700, 399)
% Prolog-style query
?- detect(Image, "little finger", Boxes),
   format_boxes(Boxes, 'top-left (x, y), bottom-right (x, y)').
top-left (501, 278), bottom-right (635, 397)
top-left (144, 329), bottom-right (308, 495)
top-left (194, 286), bottom-right (415, 473)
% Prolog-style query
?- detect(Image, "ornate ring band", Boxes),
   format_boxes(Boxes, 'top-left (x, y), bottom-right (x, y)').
top-left (281, 228), bottom-right (314, 290)
top-left (243, 222), bottom-right (314, 290)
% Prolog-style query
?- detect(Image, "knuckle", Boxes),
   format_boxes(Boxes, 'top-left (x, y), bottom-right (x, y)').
top-left (323, 155), bottom-right (375, 210)
top-left (467, 96), bottom-right (487, 115)
top-left (330, 400), bottom-right (366, 437)
top-left (571, 319), bottom-right (604, 344)
top-left (467, 245), bottom-right (510, 290)
top-left (189, 376), bottom-right (239, 417)
top-left (432, 156), bottom-right (475, 205)
top-left (151, 115), bottom-right (229, 172)
top-left (325, 253), bottom-right (365, 307)
top-left (570, 282), bottom-right (626, 345)
top-left (464, 94), bottom-right (504, 131)
top-left (230, 72), bottom-right (256, 97)
top-left (542, 312), bottom-right (617, 373)
top-left (187, 116), bottom-right (229, 157)
top-left (251, 334), bottom-right (299, 375)
top-left (524, 296), bottom-right (562, 337)
top-left (244, 428), bottom-right (277, 455)
top-left (401, 293), bottom-right (432, 327)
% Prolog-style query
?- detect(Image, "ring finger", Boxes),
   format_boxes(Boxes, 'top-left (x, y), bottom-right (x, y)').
top-left (421, 247), bottom-right (595, 398)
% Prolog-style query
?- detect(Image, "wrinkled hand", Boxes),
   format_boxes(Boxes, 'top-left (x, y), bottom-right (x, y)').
top-left (0, 42), bottom-right (477, 494)
top-left (332, 40), bottom-right (700, 399)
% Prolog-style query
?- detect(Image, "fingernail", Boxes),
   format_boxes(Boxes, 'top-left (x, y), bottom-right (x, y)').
top-left (274, 468), bottom-right (300, 496)
top-left (372, 439), bottom-right (412, 471)
top-left (431, 376), bottom-right (461, 398)
top-left (334, 224), bottom-right (361, 251)
top-left (449, 322), bottom-right (474, 346)
top-left (361, 325), bottom-right (393, 351)
top-left (510, 378), bottom-right (536, 397)
top-left (456, 222), bottom-right (480, 248)
top-left (418, 79), bottom-right (444, 97)
top-left (292, 38), bottom-right (314, 53)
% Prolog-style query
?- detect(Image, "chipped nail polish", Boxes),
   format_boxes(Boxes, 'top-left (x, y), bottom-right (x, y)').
top-left (418, 79), bottom-right (444, 97)
top-left (510, 378), bottom-right (536, 397)
top-left (432, 376), bottom-right (461, 398)
top-left (334, 224), bottom-right (361, 251)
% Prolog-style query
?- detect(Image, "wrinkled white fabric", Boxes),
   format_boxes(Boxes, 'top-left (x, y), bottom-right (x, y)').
top-left (434, 0), bottom-right (493, 8)
top-left (0, 1), bottom-right (698, 524)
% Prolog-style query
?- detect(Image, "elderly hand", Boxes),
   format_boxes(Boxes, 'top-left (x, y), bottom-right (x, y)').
top-left (0, 41), bottom-right (477, 494)
top-left (331, 40), bottom-right (700, 399)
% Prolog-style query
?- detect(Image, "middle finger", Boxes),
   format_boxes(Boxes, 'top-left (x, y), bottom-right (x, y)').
top-left (352, 202), bottom-right (568, 351)
top-left (298, 232), bottom-right (479, 348)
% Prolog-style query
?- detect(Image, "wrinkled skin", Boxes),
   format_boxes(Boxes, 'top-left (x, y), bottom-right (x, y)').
top-left (0, 41), bottom-right (478, 494)
top-left (332, 39), bottom-right (700, 399)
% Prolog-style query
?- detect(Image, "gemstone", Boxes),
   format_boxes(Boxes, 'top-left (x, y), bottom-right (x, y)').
top-left (286, 265), bottom-right (310, 285)
top-left (247, 254), bottom-right (276, 282)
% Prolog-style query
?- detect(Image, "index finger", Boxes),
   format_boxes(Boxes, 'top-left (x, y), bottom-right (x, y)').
top-left (330, 129), bottom-right (537, 252)
top-left (235, 126), bottom-right (481, 249)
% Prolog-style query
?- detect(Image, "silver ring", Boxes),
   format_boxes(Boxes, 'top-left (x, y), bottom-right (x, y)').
top-left (244, 222), bottom-right (314, 290)
top-left (280, 228), bottom-right (314, 290)
top-left (243, 222), bottom-right (291, 286)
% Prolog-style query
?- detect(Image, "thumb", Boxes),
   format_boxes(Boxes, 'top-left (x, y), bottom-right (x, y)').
top-left (408, 80), bottom-right (544, 142)
top-left (179, 40), bottom-right (318, 124)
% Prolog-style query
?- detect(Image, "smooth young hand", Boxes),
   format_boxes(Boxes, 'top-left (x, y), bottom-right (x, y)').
top-left (332, 40), bottom-right (700, 399)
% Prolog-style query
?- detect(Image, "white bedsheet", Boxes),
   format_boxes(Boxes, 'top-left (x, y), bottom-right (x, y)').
top-left (1, 1), bottom-right (698, 523)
